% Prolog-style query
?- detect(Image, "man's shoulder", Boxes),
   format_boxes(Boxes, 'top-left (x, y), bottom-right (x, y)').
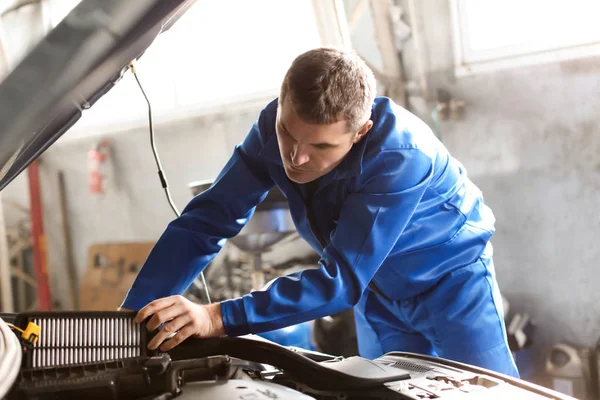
top-left (368, 97), bottom-right (442, 160)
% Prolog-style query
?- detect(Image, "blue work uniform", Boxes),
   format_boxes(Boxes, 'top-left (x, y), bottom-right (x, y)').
top-left (122, 97), bottom-right (519, 378)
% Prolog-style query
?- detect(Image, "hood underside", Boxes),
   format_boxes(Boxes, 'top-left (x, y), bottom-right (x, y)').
top-left (0, 0), bottom-right (197, 191)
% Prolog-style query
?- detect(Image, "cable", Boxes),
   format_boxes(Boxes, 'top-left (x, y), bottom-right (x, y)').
top-left (5, 323), bottom-right (23, 333)
top-left (129, 62), bottom-right (180, 217)
top-left (0, 318), bottom-right (22, 397)
top-left (129, 62), bottom-right (211, 304)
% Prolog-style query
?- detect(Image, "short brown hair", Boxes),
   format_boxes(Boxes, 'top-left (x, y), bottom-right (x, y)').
top-left (279, 47), bottom-right (376, 132)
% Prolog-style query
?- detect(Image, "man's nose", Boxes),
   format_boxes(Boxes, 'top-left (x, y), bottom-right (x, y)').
top-left (291, 144), bottom-right (310, 166)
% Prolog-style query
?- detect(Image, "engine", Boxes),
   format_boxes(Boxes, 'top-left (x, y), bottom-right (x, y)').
top-left (0, 311), bottom-right (574, 400)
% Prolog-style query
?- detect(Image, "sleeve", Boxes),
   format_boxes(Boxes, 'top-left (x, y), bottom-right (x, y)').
top-left (121, 104), bottom-right (276, 310)
top-left (220, 148), bottom-right (434, 336)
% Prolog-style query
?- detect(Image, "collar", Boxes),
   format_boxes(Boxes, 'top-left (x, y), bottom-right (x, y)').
top-left (333, 102), bottom-right (378, 180)
top-left (332, 135), bottom-right (368, 179)
top-left (258, 133), bottom-right (284, 166)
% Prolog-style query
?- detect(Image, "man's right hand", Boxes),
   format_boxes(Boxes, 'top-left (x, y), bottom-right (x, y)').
top-left (135, 295), bottom-right (226, 351)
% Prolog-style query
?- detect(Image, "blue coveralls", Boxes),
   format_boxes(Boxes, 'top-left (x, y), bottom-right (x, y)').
top-left (122, 97), bottom-right (519, 378)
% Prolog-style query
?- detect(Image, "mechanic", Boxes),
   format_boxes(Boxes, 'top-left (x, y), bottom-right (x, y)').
top-left (121, 47), bottom-right (519, 378)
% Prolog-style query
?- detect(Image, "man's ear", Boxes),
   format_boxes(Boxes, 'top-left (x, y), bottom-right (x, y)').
top-left (353, 120), bottom-right (373, 144)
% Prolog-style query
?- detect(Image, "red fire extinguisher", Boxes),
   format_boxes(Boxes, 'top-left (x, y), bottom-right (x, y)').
top-left (88, 139), bottom-right (110, 194)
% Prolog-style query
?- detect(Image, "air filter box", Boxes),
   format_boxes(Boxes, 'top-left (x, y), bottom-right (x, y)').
top-left (12, 311), bottom-right (151, 370)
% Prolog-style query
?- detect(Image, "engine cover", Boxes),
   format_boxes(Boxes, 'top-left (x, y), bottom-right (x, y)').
top-left (177, 380), bottom-right (313, 399)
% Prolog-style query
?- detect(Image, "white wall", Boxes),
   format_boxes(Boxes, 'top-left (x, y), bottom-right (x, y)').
top-left (398, 0), bottom-right (600, 371)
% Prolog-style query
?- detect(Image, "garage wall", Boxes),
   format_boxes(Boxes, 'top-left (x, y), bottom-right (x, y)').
top-left (398, 0), bottom-right (600, 370)
top-left (35, 101), bottom-right (262, 309)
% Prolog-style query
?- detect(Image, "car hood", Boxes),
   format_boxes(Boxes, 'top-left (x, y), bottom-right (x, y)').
top-left (0, 0), bottom-right (197, 191)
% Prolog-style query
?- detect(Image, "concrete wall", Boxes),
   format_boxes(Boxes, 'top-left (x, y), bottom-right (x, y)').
top-left (399, 0), bottom-right (600, 371)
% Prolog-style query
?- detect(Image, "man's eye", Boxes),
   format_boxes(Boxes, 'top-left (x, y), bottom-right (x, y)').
top-left (314, 144), bottom-right (332, 150)
top-left (284, 130), bottom-right (296, 142)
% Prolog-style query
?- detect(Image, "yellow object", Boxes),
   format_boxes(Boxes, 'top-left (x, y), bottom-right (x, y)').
top-left (22, 322), bottom-right (41, 345)
top-left (6, 322), bottom-right (41, 345)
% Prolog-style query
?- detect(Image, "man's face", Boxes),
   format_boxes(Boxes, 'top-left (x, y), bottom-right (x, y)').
top-left (275, 98), bottom-right (371, 184)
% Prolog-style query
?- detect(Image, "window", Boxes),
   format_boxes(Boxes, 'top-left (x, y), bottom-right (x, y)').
top-left (53, 0), bottom-right (322, 135)
top-left (449, 0), bottom-right (600, 76)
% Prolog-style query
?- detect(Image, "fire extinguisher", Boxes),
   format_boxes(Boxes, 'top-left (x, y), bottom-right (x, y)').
top-left (88, 139), bottom-right (110, 194)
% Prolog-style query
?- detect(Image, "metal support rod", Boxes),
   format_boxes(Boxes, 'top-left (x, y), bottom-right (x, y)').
top-left (0, 194), bottom-right (14, 312)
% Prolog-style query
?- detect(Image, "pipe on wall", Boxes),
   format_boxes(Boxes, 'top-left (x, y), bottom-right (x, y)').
top-left (27, 162), bottom-right (51, 311)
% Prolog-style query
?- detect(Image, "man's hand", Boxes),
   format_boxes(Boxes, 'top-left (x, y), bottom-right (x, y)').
top-left (135, 295), bottom-right (225, 351)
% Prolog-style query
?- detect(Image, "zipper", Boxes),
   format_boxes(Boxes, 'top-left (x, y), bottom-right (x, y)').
top-left (291, 180), bottom-right (392, 303)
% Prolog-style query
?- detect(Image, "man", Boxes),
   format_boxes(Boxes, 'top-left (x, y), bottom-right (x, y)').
top-left (121, 47), bottom-right (519, 378)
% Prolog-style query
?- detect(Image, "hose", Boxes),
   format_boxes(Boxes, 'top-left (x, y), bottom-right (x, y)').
top-left (0, 317), bottom-right (21, 397)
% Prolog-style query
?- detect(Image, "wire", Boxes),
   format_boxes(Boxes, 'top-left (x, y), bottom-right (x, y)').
top-left (129, 63), bottom-right (180, 217)
top-left (129, 62), bottom-right (211, 304)
top-left (0, 318), bottom-right (22, 397)
top-left (5, 323), bottom-right (23, 333)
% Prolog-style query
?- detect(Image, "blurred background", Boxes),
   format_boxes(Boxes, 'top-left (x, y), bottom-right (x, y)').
top-left (0, 0), bottom-right (599, 398)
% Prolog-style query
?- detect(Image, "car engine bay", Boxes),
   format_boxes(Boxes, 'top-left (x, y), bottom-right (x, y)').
top-left (0, 311), bottom-right (572, 400)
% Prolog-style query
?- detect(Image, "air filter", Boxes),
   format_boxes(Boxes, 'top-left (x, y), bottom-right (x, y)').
top-left (13, 311), bottom-right (151, 369)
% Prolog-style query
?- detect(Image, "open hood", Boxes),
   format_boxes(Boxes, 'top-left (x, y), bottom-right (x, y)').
top-left (0, 0), bottom-right (197, 191)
